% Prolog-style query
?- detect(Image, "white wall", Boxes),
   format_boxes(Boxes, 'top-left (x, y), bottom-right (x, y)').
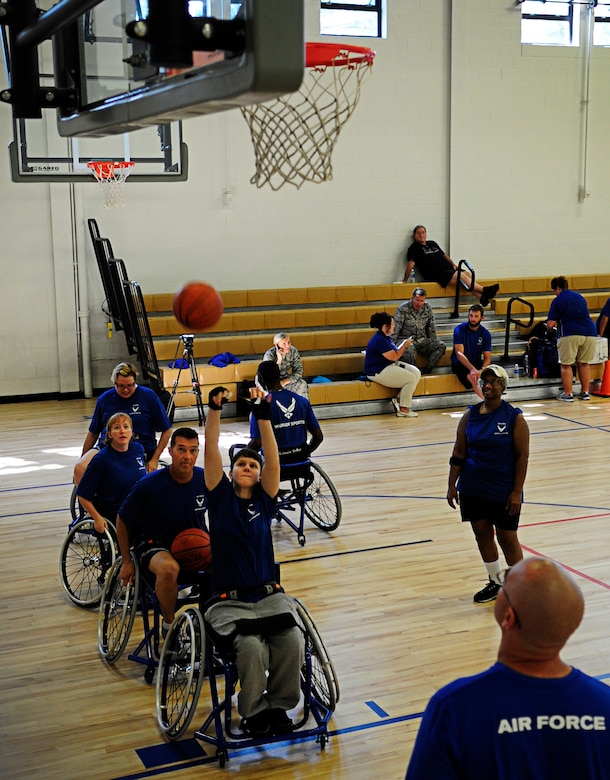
top-left (1, 0), bottom-right (609, 398)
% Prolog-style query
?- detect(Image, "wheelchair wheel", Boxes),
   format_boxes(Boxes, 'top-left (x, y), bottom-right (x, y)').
top-left (156, 607), bottom-right (205, 740)
top-left (59, 518), bottom-right (116, 607)
top-left (98, 554), bottom-right (139, 663)
top-left (69, 483), bottom-right (87, 521)
top-left (295, 598), bottom-right (340, 711)
top-left (303, 462), bottom-right (342, 532)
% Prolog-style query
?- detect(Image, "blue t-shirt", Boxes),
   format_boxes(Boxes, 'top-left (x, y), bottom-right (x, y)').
top-left (88, 385), bottom-right (171, 457)
top-left (458, 401), bottom-right (522, 503)
top-left (119, 466), bottom-right (207, 547)
top-left (451, 322), bottom-right (492, 368)
top-left (205, 473), bottom-right (277, 595)
top-left (365, 331), bottom-right (398, 376)
top-left (406, 662), bottom-right (610, 780)
top-left (249, 388), bottom-right (320, 463)
top-left (597, 296), bottom-right (610, 338)
top-left (548, 289), bottom-right (597, 338)
top-left (76, 441), bottom-right (147, 520)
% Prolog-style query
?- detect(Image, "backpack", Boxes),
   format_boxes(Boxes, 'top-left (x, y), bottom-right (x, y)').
top-left (524, 331), bottom-right (560, 378)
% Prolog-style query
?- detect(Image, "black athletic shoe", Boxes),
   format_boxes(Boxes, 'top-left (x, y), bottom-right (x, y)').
top-left (483, 283), bottom-right (500, 301)
top-left (480, 295), bottom-right (489, 307)
top-left (268, 708), bottom-right (295, 735)
top-left (473, 579), bottom-right (501, 603)
top-left (241, 710), bottom-right (271, 737)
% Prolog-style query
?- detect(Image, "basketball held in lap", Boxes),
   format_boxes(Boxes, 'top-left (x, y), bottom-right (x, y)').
top-left (170, 528), bottom-right (212, 572)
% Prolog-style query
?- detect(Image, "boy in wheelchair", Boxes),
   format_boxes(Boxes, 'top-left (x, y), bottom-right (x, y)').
top-left (204, 386), bottom-right (304, 738)
top-left (248, 360), bottom-right (323, 465)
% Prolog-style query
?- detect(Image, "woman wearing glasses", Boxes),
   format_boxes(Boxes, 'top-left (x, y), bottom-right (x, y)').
top-left (74, 362), bottom-right (172, 484)
top-left (447, 364), bottom-right (530, 604)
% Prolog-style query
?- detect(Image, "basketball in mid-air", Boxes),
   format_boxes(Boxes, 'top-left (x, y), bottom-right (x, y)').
top-left (172, 281), bottom-right (224, 331)
top-left (170, 528), bottom-right (212, 572)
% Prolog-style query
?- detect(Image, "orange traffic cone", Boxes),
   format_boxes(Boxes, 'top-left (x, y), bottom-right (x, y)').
top-left (592, 359), bottom-right (610, 397)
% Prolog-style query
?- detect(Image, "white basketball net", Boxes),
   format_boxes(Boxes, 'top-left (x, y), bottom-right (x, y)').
top-left (87, 161), bottom-right (135, 208)
top-left (241, 47), bottom-right (374, 190)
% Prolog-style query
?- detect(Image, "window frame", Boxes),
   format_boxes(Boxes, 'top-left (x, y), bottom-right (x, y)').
top-left (320, 1), bottom-right (384, 39)
top-left (520, 0), bottom-right (577, 46)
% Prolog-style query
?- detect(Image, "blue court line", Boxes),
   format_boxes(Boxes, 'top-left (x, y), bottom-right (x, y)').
top-left (109, 712), bottom-right (426, 780)
top-left (0, 481), bottom-right (72, 494)
top-left (366, 700), bottom-right (390, 717)
top-left (0, 507), bottom-right (68, 520)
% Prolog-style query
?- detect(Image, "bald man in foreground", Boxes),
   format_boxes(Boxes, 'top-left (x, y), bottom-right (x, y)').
top-left (405, 557), bottom-right (610, 779)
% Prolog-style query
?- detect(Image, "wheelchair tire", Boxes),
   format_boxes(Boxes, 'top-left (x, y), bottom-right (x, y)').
top-left (59, 518), bottom-right (117, 608)
top-left (295, 598), bottom-right (340, 712)
top-left (303, 462), bottom-right (342, 532)
top-left (156, 607), bottom-right (205, 740)
top-left (69, 483), bottom-right (87, 522)
top-left (98, 554), bottom-right (139, 663)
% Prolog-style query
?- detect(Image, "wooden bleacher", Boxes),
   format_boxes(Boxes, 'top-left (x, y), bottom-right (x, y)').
top-left (144, 276), bottom-right (610, 419)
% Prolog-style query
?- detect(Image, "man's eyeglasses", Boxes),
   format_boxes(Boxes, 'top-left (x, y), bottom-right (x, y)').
top-left (479, 377), bottom-right (502, 388)
top-left (115, 381), bottom-right (136, 390)
top-left (498, 567), bottom-right (521, 628)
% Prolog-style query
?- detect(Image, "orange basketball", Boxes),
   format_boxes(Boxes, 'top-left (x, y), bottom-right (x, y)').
top-left (172, 282), bottom-right (224, 331)
top-left (170, 528), bottom-right (212, 572)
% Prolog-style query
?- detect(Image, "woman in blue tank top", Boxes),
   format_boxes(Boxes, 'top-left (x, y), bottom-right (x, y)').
top-left (447, 364), bottom-right (530, 604)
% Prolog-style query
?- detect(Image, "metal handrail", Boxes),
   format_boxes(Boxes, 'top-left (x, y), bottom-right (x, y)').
top-left (450, 259), bottom-right (475, 318)
top-left (499, 297), bottom-right (535, 363)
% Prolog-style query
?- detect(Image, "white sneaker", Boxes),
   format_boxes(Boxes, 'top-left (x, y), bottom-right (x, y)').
top-left (557, 392), bottom-right (574, 402)
top-left (397, 410), bottom-right (418, 418)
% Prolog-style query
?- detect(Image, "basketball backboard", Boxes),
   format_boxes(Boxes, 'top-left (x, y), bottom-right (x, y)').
top-left (47, 0), bottom-right (305, 137)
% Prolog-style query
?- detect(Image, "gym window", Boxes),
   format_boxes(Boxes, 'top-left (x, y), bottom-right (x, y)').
top-left (594, 4), bottom-right (610, 46)
top-left (320, 1), bottom-right (385, 39)
top-left (520, 1), bottom-right (579, 46)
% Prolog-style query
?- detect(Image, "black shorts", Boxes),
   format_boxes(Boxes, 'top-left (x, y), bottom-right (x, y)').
top-left (459, 493), bottom-right (520, 531)
top-left (135, 540), bottom-right (170, 569)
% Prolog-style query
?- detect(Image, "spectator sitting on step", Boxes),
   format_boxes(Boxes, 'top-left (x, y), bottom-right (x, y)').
top-left (263, 333), bottom-right (308, 399)
top-left (393, 287), bottom-right (447, 374)
top-left (451, 304), bottom-right (492, 401)
top-left (364, 312), bottom-right (421, 418)
top-left (403, 225), bottom-right (499, 307)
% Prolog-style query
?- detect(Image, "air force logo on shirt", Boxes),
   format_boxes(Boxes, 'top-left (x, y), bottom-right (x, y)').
top-left (247, 504), bottom-right (260, 523)
top-left (131, 404), bottom-right (141, 414)
top-left (136, 457), bottom-right (146, 470)
top-left (495, 422), bottom-right (508, 435)
top-left (276, 397), bottom-right (297, 420)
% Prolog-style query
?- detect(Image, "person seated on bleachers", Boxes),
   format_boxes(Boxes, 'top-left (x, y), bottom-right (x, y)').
top-left (365, 312), bottom-right (421, 418)
top-left (248, 360), bottom-right (323, 465)
top-left (393, 287), bottom-right (447, 374)
top-left (263, 332), bottom-right (308, 399)
top-left (403, 225), bottom-right (499, 307)
top-left (451, 304), bottom-right (491, 400)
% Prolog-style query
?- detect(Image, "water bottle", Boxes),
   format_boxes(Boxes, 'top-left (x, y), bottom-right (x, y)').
top-left (408, 268), bottom-right (416, 283)
top-left (524, 354), bottom-right (529, 377)
top-left (514, 363), bottom-right (520, 379)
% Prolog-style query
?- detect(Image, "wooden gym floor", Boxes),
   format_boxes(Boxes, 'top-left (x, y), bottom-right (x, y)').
top-left (2, 393), bottom-right (610, 779)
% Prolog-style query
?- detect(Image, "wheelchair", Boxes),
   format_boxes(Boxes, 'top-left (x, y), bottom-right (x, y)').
top-left (155, 595), bottom-right (339, 766)
top-left (229, 444), bottom-right (342, 546)
top-left (97, 552), bottom-right (203, 684)
top-left (59, 512), bottom-right (117, 608)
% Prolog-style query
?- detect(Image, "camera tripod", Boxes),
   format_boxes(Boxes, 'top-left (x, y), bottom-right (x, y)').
top-left (166, 334), bottom-right (205, 426)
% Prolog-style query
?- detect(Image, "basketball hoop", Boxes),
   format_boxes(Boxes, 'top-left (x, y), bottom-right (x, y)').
top-left (240, 43), bottom-right (375, 191)
top-left (87, 161), bottom-right (135, 208)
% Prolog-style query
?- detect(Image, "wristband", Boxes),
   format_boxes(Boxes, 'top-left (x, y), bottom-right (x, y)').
top-left (449, 455), bottom-right (465, 467)
top-left (208, 386), bottom-right (230, 410)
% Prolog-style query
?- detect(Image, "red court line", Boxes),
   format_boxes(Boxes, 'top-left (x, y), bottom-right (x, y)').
top-left (522, 511), bottom-right (610, 528)
top-left (520, 545), bottom-right (610, 590)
